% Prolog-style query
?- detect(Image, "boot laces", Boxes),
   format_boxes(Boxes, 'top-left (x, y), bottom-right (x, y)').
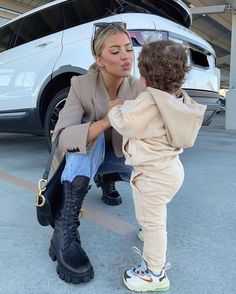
top-left (67, 198), bottom-right (80, 240)
top-left (104, 180), bottom-right (116, 193)
top-left (64, 185), bottom-right (90, 243)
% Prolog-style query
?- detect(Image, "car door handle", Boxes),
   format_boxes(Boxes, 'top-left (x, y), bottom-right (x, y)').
top-left (36, 40), bottom-right (55, 48)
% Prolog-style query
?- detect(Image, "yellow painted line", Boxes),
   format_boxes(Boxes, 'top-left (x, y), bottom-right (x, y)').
top-left (0, 172), bottom-right (37, 193)
top-left (0, 171), bottom-right (135, 235)
top-left (83, 207), bottom-right (135, 235)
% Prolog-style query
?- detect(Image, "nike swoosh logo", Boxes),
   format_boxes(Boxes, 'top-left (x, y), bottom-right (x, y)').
top-left (139, 277), bottom-right (153, 283)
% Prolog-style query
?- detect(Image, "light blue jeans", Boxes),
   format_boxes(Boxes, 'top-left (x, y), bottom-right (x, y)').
top-left (61, 133), bottom-right (132, 183)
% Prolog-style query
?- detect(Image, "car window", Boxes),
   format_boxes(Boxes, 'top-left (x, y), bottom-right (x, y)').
top-left (0, 22), bottom-right (20, 53)
top-left (62, 0), bottom-right (191, 29)
top-left (63, 0), bottom-right (109, 29)
top-left (15, 5), bottom-right (63, 47)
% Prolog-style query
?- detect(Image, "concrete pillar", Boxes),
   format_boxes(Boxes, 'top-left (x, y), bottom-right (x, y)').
top-left (225, 10), bottom-right (236, 130)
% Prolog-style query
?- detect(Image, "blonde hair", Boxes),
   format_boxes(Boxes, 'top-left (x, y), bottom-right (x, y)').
top-left (89, 23), bottom-right (130, 73)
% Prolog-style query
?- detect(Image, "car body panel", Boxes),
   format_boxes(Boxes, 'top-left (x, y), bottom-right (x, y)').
top-left (0, 0), bottom-right (221, 134)
top-left (0, 32), bottom-right (63, 111)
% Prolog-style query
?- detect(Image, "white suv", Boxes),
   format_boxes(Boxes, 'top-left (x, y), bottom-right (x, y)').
top-left (0, 0), bottom-right (221, 147)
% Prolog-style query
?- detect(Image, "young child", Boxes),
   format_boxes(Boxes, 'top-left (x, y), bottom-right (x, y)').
top-left (108, 40), bottom-right (206, 292)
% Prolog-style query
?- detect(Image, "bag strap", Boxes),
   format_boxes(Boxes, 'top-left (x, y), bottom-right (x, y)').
top-left (36, 133), bottom-right (61, 208)
top-left (42, 133), bottom-right (60, 180)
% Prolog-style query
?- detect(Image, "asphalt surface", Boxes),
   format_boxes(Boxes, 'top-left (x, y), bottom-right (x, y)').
top-left (0, 111), bottom-right (235, 294)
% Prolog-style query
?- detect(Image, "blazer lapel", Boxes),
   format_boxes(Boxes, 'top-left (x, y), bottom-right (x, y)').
top-left (117, 77), bottom-right (133, 101)
top-left (113, 77), bottom-right (133, 157)
top-left (93, 73), bottom-right (110, 120)
top-left (92, 73), bottom-right (133, 157)
top-left (92, 75), bottom-right (133, 120)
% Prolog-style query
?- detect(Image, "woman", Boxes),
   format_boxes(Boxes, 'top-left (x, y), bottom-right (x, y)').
top-left (49, 22), bottom-right (141, 284)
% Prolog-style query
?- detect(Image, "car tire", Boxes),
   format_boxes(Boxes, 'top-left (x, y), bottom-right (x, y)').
top-left (44, 87), bottom-right (69, 150)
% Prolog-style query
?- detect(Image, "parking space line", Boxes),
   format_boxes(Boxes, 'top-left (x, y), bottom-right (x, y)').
top-left (0, 171), bottom-right (135, 235)
top-left (0, 172), bottom-right (37, 193)
top-left (83, 207), bottom-right (135, 235)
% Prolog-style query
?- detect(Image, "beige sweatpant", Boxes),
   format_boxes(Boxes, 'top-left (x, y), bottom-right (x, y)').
top-left (130, 159), bottom-right (184, 273)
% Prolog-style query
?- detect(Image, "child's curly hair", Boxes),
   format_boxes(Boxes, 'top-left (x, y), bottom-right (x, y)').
top-left (138, 40), bottom-right (191, 94)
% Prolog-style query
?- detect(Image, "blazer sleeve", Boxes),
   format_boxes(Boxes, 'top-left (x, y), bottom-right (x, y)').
top-left (52, 76), bottom-right (93, 154)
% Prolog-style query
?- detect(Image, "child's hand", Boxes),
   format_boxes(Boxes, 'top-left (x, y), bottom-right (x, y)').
top-left (103, 98), bottom-right (125, 128)
top-left (108, 98), bottom-right (125, 112)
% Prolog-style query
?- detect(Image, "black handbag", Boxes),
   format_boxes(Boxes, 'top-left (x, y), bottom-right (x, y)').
top-left (35, 135), bottom-right (65, 227)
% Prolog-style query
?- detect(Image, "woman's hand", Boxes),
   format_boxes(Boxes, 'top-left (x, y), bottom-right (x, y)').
top-left (103, 98), bottom-right (125, 128)
top-left (87, 98), bottom-right (125, 144)
top-left (108, 98), bottom-right (125, 112)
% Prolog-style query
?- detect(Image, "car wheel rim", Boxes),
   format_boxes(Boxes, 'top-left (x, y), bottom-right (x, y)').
top-left (48, 98), bottom-right (66, 138)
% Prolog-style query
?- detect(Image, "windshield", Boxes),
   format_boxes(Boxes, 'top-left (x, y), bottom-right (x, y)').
top-left (66, 0), bottom-right (192, 28)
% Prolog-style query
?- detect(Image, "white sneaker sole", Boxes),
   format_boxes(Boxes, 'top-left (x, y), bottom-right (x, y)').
top-left (123, 276), bottom-right (170, 292)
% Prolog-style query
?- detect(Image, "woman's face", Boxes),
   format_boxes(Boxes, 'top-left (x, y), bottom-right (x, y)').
top-left (96, 32), bottom-right (134, 78)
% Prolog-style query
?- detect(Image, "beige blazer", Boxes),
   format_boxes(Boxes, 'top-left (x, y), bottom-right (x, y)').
top-left (52, 71), bottom-right (141, 170)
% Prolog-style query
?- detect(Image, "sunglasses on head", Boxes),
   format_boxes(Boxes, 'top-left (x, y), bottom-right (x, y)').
top-left (91, 22), bottom-right (127, 56)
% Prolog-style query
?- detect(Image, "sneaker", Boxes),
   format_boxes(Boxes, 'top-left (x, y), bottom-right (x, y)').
top-left (123, 247), bottom-right (170, 292)
top-left (137, 228), bottom-right (144, 242)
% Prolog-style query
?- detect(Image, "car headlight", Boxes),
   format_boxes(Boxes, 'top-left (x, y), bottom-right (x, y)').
top-left (128, 30), bottom-right (169, 46)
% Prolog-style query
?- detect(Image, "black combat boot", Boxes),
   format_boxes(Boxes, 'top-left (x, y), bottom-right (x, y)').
top-left (49, 176), bottom-right (94, 284)
top-left (94, 173), bottom-right (122, 206)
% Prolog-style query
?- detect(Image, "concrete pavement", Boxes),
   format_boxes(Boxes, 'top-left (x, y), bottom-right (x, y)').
top-left (0, 111), bottom-right (235, 294)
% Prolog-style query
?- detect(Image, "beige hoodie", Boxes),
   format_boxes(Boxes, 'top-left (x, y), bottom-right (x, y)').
top-left (108, 87), bottom-right (206, 173)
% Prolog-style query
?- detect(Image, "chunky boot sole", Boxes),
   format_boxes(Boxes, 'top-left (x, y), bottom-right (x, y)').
top-left (49, 245), bottom-right (94, 284)
top-left (102, 194), bottom-right (122, 206)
